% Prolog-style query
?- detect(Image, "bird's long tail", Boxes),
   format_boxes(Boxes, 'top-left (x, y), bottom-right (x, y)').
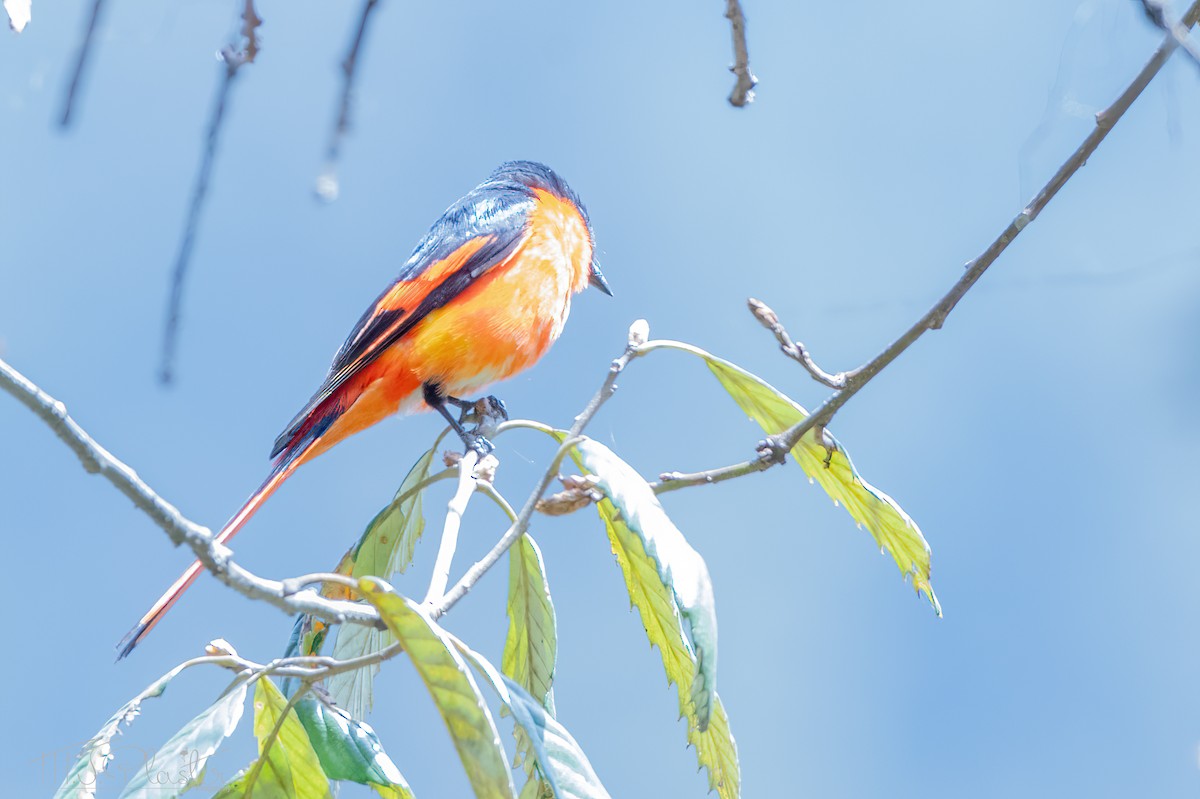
top-left (116, 443), bottom-right (313, 659)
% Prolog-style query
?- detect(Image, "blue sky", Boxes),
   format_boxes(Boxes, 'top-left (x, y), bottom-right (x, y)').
top-left (4, 1), bottom-right (1200, 796)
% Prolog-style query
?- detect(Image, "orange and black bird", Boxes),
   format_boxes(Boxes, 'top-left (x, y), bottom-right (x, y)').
top-left (118, 161), bottom-right (610, 657)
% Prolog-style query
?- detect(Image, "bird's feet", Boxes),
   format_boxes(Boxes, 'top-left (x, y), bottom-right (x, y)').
top-left (442, 393), bottom-right (508, 454)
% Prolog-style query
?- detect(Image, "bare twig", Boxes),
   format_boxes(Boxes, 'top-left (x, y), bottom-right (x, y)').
top-left (159, 45), bottom-right (249, 385)
top-left (59, 0), bottom-right (107, 127)
top-left (747, 298), bottom-right (854, 389)
top-left (0, 356), bottom-right (384, 631)
top-left (315, 0), bottom-right (381, 202)
top-left (652, 456), bottom-right (772, 494)
top-left (725, 0), bottom-right (757, 107)
top-left (241, 0), bottom-right (264, 64)
top-left (423, 450), bottom-right (482, 606)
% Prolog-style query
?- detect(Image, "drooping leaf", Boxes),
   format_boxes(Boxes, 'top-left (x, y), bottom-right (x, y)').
top-left (116, 678), bottom-right (249, 799)
top-left (359, 577), bottom-right (516, 799)
top-left (294, 697), bottom-right (413, 798)
top-left (502, 533), bottom-right (557, 775)
top-left (329, 446), bottom-right (437, 719)
top-left (212, 680), bottom-right (332, 799)
top-left (4, 0), bottom-right (30, 32)
top-left (574, 439), bottom-right (717, 732)
top-left (54, 660), bottom-right (195, 799)
top-left (562, 434), bottom-right (738, 798)
top-left (455, 639), bottom-right (612, 799)
top-left (696, 345), bottom-right (941, 614)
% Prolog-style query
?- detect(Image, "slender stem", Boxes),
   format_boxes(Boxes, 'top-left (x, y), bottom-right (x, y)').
top-left (423, 450), bottom-right (480, 605)
top-left (474, 481), bottom-right (519, 522)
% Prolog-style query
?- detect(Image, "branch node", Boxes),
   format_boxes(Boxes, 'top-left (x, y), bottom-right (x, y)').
top-left (756, 436), bottom-right (789, 466)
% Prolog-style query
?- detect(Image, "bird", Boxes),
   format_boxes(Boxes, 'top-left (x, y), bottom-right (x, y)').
top-left (118, 161), bottom-right (611, 658)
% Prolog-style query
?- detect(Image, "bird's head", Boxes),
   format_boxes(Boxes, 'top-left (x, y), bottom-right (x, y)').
top-left (490, 160), bottom-right (612, 297)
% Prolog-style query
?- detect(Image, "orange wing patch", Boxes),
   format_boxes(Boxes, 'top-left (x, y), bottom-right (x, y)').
top-left (375, 235), bottom-right (493, 314)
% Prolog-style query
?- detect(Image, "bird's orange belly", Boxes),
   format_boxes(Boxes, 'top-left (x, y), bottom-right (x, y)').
top-left (382, 242), bottom-right (574, 411)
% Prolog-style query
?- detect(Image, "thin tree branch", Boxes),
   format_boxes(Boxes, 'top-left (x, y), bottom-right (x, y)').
top-left (724, 0), bottom-right (756, 107)
top-left (645, 6), bottom-right (1200, 495)
top-left (1142, 0), bottom-right (1200, 71)
top-left (758, 2), bottom-right (1200, 457)
top-left (159, 45), bottom-right (248, 385)
top-left (315, 0), bottom-right (381, 202)
top-left (423, 449), bottom-right (481, 606)
top-left (0, 356), bottom-right (384, 632)
top-left (59, 0), bottom-right (107, 127)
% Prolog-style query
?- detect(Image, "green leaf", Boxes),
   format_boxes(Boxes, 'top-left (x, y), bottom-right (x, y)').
top-left (698, 347), bottom-right (941, 614)
top-left (212, 679), bottom-right (332, 799)
top-left (294, 697), bottom-right (414, 798)
top-left (502, 533), bottom-right (557, 776)
top-left (569, 437), bottom-right (739, 798)
top-left (329, 446), bottom-right (437, 719)
top-left (116, 678), bottom-right (249, 799)
top-left (574, 438), bottom-right (718, 732)
top-left (455, 639), bottom-right (612, 799)
top-left (54, 660), bottom-right (194, 799)
top-left (359, 577), bottom-right (517, 799)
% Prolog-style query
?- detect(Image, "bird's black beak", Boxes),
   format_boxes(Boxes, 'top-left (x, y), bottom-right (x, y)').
top-left (588, 261), bottom-right (613, 297)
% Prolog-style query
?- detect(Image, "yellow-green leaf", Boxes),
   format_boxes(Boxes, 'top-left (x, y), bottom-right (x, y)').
top-left (588, 469), bottom-right (740, 798)
top-left (502, 533), bottom-right (557, 776)
top-left (359, 578), bottom-right (516, 799)
top-left (573, 439), bottom-right (717, 732)
top-left (670, 341), bottom-right (940, 614)
top-left (213, 679), bottom-right (332, 799)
